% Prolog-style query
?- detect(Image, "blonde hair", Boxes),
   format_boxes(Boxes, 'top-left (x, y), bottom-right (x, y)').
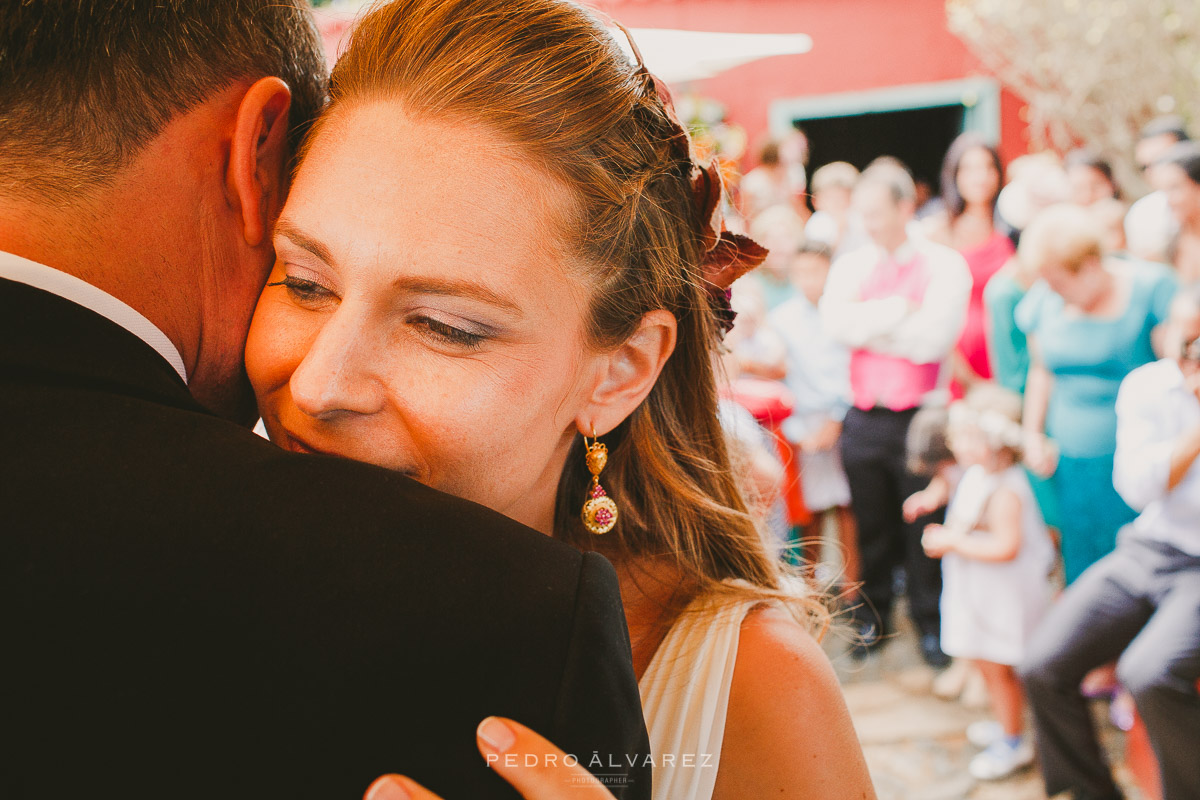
top-left (1019, 203), bottom-right (1104, 275)
top-left (323, 0), bottom-right (826, 630)
top-left (748, 204), bottom-right (806, 248)
top-left (949, 384), bottom-right (1025, 459)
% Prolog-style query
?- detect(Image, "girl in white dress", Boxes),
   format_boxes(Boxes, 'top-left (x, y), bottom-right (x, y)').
top-left (918, 386), bottom-right (1056, 781)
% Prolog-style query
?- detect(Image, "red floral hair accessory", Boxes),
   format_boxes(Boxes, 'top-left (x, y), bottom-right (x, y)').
top-left (619, 23), bottom-right (768, 336)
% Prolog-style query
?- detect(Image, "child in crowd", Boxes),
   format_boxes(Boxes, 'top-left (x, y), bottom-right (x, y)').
top-left (747, 204), bottom-right (807, 310)
top-left (910, 385), bottom-right (1056, 781)
top-left (805, 161), bottom-right (864, 257)
top-left (768, 240), bottom-right (857, 584)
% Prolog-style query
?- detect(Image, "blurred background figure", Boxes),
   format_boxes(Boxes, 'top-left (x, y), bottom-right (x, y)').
top-left (739, 129), bottom-right (810, 221)
top-left (913, 177), bottom-right (943, 220)
top-left (1089, 196), bottom-right (1130, 255)
top-left (1016, 204), bottom-right (1177, 586)
top-left (805, 161), bottom-right (864, 257)
top-left (1125, 115), bottom-right (1191, 263)
top-left (1065, 148), bottom-right (1121, 207)
top-left (1022, 284), bottom-right (1200, 800)
top-left (926, 133), bottom-right (1013, 399)
top-left (916, 386), bottom-right (1055, 782)
top-left (747, 204), bottom-right (807, 310)
top-left (821, 161), bottom-right (972, 668)
top-left (1157, 141), bottom-right (1200, 284)
top-left (768, 240), bottom-right (857, 589)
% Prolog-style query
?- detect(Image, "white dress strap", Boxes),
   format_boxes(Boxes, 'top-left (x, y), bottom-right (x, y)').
top-left (637, 584), bottom-right (763, 800)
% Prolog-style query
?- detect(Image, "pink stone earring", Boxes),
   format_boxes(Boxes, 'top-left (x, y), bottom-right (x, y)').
top-left (581, 427), bottom-right (618, 535)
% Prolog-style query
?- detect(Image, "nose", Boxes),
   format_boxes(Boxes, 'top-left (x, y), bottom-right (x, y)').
top-left (288, 304), bottom-right (387, 421)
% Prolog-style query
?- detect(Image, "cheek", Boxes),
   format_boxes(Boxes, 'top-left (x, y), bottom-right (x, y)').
top-left (390, 340), bottom-right (588, 497)
top-left (244, 296), bottom-right (316, 408)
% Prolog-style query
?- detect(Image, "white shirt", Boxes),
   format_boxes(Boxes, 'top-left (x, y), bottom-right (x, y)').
top-left (1123, 190), bottom-right (1176, 263)
top-left (1113, 358), bottom-right (1200, 556)
top-left (819, 237), bottom-right (972, 365)
top-left (767, 294), bottom-right (851, 441)
top-left (0, 249), bottom-right (188, 383)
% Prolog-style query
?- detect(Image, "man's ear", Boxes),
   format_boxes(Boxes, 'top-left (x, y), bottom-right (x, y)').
top-left (226, 77), bottom-right (292, 247)
top-left (577, 310), bottom-right (677, 436)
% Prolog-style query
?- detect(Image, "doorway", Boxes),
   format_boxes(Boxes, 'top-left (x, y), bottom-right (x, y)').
top-left (796, 104), bottom-right (964, 188)
top-left (768, 77), bottom-right (1001, 190)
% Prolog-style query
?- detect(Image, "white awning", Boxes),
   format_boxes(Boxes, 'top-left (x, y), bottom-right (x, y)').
top-left (616, 28), bottom-right (813, 84)
top-left (313, 5), bottom-right (811, 84)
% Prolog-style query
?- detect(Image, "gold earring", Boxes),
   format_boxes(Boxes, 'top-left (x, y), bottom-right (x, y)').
top-left (581, 427), bottom-right (618, 535)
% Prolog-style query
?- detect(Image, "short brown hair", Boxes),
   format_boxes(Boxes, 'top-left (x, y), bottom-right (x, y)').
top-left (0, 0), bottom-right (328, 199)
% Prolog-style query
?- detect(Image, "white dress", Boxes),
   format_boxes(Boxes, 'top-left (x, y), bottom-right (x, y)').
top-left (940, 465), bottom-right (1056, 666)
top-left (638, 584), bottom-right (763, 800)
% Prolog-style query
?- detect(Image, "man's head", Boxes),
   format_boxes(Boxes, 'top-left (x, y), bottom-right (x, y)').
top-left (810, 161), bottom-right (858, 216)
top-left (1136, 115), bottom-right (1190, 191)
top-left (853, 160), bottom-right (916, 251)
top-left (0, 1), bottom-right (327, 422)
top-left (1, 1), bottom-right (326, 198)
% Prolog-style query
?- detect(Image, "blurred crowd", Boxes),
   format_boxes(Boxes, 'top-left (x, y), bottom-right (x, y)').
top-left (718, 118), bottom-right (1200, 797)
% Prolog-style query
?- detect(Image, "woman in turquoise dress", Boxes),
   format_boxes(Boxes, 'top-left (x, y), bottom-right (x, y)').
top-left (1015, 205), bottom-right (1177, 584)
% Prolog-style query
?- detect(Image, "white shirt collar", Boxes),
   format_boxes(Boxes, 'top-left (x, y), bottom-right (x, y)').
top-left (870, 238), bottom-right (918, 265)
top-left (0, 250), bottom-right (188, 383)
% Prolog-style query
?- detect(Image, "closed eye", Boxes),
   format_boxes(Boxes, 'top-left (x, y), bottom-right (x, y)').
top-left (267, 275), bottom-right (338, 307)
top-left (411, 315), bottom-right (488, 350)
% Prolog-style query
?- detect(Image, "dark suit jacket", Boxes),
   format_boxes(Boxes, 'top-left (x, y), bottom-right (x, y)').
top-left (1, 279), bottom-right (650, 800)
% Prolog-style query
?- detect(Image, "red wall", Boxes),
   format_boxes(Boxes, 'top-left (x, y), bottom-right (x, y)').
top-left (587, 0), bottom-right (1029, 166)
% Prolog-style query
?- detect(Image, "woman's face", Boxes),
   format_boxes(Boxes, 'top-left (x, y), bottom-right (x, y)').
top-left (1160, 163), bottom-right (1200, 225)
top-left (1067, 164), bottom-right (1115, 207)
top-left (947, 422), bottom-right (989, 469)
top-left (1039, 254), bottom-right (1105, 310)
top-left (956, 146), bottom-right (1001, 208)
top-left (245, 101), bottom-right (603, 533)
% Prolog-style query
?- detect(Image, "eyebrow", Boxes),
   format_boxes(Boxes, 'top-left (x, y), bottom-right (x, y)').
top-left (274, 221), bottom-right (336, 266)
top-left (274, 220), bottom-right (523, 317)
top-left (390, 275), bottom-right (523, 316)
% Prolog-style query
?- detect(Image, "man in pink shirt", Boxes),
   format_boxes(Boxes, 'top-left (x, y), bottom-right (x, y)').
top-left (820, 161), bottom-right (972, 666)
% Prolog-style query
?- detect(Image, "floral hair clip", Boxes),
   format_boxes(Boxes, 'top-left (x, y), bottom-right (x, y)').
top-left (615, 21), bottom-right (769, 336)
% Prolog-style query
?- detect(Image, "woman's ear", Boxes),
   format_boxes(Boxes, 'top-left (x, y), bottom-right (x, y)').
top-left (577, 310), bottom-right (677, 436)
top-left (226, 76), bottom-right (292, 247)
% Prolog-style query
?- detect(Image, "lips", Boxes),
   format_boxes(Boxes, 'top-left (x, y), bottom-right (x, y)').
top-left (277, 424), bottom-right (424, 481)
top-left (280, 428), bottom-right (341, 458)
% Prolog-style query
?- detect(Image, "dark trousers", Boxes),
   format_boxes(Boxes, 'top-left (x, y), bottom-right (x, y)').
top-left (839, 405), bottom-right (943, 639)
top-left (1020, 538), bottom-right (1200, 800)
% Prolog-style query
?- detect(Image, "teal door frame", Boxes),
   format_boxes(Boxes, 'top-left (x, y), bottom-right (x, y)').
top-left (768, 77), bottom-right (1002, 144)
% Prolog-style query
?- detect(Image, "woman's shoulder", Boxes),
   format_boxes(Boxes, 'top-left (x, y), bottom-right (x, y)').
top-left (716, 605), bottom-right (876, 798)
top-left (729, 604), bottom-right (845, 728)
top-left (1123, 258), bottom-right (1179, 321)
top-left (735, 604), bottom-right (829, 676)
top-left (1013, 280), bottom-right (1056, 333)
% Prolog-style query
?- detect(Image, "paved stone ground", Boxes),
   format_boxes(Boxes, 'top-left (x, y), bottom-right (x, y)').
top-left (820, 600), bottom-right (1144, 800)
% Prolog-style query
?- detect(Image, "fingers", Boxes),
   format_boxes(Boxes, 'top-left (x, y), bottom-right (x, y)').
top-left (363, 774), bottom-right (441, 800)
top-left (476, 716), bottom-right (616, 799)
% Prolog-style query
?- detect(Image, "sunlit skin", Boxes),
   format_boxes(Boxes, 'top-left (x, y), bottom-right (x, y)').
top-left (245, 101), bottom-right (662, 535)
